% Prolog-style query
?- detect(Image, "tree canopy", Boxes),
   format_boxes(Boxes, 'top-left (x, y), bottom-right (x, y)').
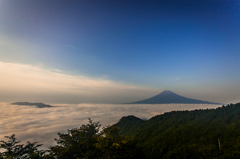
top-left (0, 119), bottom-right (144, 159)
top-left (114, 103), bottom-right (240, 159)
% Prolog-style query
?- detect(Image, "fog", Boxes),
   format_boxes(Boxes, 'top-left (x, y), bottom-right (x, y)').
top-left (0, 103), bottom-right (221, 150)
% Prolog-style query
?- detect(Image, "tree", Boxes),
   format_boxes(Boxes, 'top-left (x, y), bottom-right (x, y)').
top-left (47, 118), bottom-right (101, 159)
top-left (96, 126), bottom-right (145, 159)
top-left (0, 134), bottom-right (44, 159)
top-left (47, 119), bottom-right (145, 159)
top-left (0, 119), bottom-right (144, 159)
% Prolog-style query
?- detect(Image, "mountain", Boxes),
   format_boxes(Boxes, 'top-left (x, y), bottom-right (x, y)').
top-left (113, 115), bottom-right (144, 135)
top-left (113, 103), bottom-right (240, 159)
top-left (130, 90), bottom-right (221, 104)
top-left (11, 102), bottom-right (53, 108)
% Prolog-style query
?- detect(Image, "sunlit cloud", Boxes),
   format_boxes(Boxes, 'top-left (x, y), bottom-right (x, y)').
top-left (0, 61), bottom-right (159, 103)
top-left (0, 103), bottom-right (221, 149)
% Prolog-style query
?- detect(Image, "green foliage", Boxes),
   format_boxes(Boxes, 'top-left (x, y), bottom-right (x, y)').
top-left (46, 118), bottom-right (144, 159)
top-left (113, 115), bottom-right (144, 135)
top-left (47, 118), bottom-right (101, 159)
top-left (0, 119), bottom-right (143, 159)
top-left (96, 126), bottom-right (145, 159)
top-left (115, 102), bottom-right (240, 159)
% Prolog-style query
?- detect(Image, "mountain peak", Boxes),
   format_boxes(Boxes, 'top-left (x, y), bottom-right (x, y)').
top-left (129, 90), bottom-right (221, 105)
top-left (161, 90), bottom-right (175, 95)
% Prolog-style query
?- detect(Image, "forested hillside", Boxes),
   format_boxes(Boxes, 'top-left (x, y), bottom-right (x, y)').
top-left (114, 103), bottom-right (240, 159)
top-left (113, 115), bottom-right (144, 135)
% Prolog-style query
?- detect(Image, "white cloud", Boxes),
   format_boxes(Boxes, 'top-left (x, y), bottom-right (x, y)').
top-left (0, 103), bottom-right (221, 150)
top-left (0, 61), bottom-right (159, 103)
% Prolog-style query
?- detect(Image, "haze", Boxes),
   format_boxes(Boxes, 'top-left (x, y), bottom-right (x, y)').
top-left (0, 0), bottom-right (240, 150)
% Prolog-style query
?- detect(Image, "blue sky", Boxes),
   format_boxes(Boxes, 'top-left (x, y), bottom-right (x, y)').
top-left (0, 0), bottom-right (240, 104)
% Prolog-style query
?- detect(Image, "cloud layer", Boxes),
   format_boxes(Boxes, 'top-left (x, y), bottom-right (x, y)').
top-left (0, 103), bottom-right (221, 149)
top-left (0, 61), bottom-right (159, 103)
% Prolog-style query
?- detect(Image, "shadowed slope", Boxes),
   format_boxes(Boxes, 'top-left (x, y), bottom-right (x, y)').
top-left (113, 103), bottom-right (240, 159)
top-left (130, 90), bottom-right (221, 104)
top-left (113, 115), bottom-right (144, 135)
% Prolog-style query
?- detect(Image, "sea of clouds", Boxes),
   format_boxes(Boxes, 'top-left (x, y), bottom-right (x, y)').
top-left (0, 103), bottom-right (222, 150)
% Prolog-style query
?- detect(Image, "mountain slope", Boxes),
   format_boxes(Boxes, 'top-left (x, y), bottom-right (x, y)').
top-left (113, 103), bottom-right (240, 159)
top-left (130, 90), bottom-right (221, 104)
top-left (113, 115), bottom-right (144, 135)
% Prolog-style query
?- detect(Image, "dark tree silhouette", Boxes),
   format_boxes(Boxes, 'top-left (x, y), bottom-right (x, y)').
top-left (0, 134), bottom-right (44, 159)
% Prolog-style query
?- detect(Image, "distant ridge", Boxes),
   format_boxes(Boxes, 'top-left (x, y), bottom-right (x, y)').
top-left (12, 102), bottom-right (53, 108)
top-left (129, 90), bottom-right (222, 104)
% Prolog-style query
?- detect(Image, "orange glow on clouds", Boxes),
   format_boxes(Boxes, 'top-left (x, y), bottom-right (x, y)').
top-left (0, 61), bottom-right (159, 103)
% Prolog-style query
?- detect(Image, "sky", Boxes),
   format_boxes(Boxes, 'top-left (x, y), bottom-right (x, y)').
top-left (0, 0), bottom-right (240, 104)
